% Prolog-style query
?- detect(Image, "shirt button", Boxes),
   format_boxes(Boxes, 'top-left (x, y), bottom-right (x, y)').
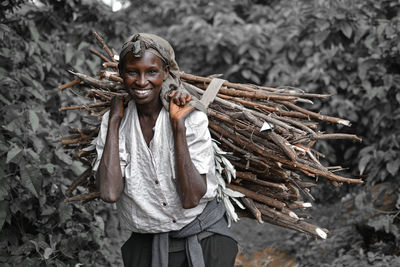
top-left (155, 180), bottom-right (159, 185)
top-left (162, 202), bottom-right (167, 206)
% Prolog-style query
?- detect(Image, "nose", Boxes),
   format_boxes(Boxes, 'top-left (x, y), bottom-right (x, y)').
top-left (136, 73), bottom-right (148, 87)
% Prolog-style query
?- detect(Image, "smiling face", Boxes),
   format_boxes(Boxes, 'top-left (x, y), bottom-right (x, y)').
top-left (120, 51), bottom-right (169, 108)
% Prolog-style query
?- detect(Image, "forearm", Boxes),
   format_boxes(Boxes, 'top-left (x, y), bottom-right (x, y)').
top-left (97, 119), bottom-right (124, 203)
top-left (173, 121), bottom-right (207, 209)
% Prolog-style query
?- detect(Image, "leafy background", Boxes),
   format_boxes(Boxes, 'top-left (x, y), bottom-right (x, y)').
top-left (0, 0), bottom-right (399, 266)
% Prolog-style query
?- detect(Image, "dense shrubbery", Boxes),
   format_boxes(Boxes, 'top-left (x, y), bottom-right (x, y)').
top-left (1, 0), bottom-right (399, 266)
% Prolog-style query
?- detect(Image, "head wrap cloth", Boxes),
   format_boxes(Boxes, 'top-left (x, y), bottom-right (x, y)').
top-left (119, 33), bottom-right (200, 110)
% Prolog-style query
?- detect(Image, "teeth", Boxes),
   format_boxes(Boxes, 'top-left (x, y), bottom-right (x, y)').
top-left (135, 89), bottom-right (151, 96)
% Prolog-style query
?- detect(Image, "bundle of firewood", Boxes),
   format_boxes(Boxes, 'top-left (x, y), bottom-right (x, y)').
top-left (59, 32), bottom-right (363, 239)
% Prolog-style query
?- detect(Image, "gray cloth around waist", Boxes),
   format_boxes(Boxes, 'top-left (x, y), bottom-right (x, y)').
top-left (151, 198), bottom-right (236, 267)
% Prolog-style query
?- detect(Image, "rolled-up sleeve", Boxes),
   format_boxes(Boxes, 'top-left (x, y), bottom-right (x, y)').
top-left (92, 111), bottom-right (128, 176)
top-left (185, 111), bottom-right (218, 200)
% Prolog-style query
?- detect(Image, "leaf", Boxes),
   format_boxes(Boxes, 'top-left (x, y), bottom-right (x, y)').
top-left (222, 50), bottom-right (232, 64)
top-left (314, 30), bottom-right (330, 46)
top-left (0, 66), bottom-right (7, 80)
top-left (249, 47), bottom-right (260, 61)
top-left (6, 145), bottom-right (22, 163)
top-left (0, 181), bottom-right (9, 200)
top-left (40, 163), bottom-right (55, 174)
top-left (224, 187), bottom-right (245, 198)
top-left (29, 24), bottom-right (40, 43)
top-left (230, 196), bottom-right (245, 209)
top-left (241, 69), bottom-right (252, 79)
top-left (386, 159), bottom-right (400, 176)
top-left (0, 23), bottom-right (11, 33)
top-left (58, 202), bottom-right (73, 225)
top-left (55, 150), bottom-right (73, 165)
top-left (358, 154), bottom-right (372, 175)
top-left (0, 200), bottom-right (8, 230)
top-left (65, 44), bottom-right (74, 64)
top-left (25, 87), bottom-right (45, 102)
top-left (0, 93), bottom-right (11, 105)
top-left (43, 247), bottom-right (53, 260)
top-left (28, 111), bottom-right (39, 132)
top-left (78, 41), bottom-right (90, 51)
top-left (20, 165), bottom-right (39, 198)
top-left (340, 22), bottom-right (353, 39)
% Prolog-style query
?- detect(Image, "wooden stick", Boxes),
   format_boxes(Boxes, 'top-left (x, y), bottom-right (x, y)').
top-left (226, 183), bottom-right (286, 210)
top-left (59, 102), bottom-right (110, 111)
top-left (236, 171), bottom-right (288, 190)
top-left (314, 133), bottom-right (362, 142)
top-left (103, 62), bottom-right (119, 68)
top-left (64, 192), bottom-right (100, 202)
top-left (66, 168), bottom-right (92, 196)
top-left (89, 47), bottom-right (110, 63)
top-left (93, 31), bottom-right (117, 63)
top-left (68, 70), bottom-right (123, 91)
top-left (241, 197), bottom-right (263, 224)
top-left (58, 78), bottom-right (81, 91)
top-left (278, 100), bottom-right (351, 126)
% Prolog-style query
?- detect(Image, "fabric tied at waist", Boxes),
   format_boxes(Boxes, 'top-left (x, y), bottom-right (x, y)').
top-left (151, 198), bottom-right (236, 267)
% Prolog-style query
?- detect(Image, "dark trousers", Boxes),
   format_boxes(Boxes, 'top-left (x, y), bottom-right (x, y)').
top-left (121, 232), bottom-right (238, 267)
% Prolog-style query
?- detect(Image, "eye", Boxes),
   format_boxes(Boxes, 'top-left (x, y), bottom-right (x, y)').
top-left (126, 70), bottom-right (138, 76)
top-left (148, 69), bottom-right (158, 75)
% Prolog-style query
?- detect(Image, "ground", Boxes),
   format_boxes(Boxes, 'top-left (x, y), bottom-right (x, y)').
top-left (106, 198), bottom-right (400, 267)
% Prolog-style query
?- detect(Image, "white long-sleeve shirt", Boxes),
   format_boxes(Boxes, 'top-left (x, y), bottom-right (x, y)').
top-left (93, 100), bottom-right (218, 233)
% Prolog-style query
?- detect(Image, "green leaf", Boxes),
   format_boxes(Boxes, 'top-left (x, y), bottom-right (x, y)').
top-left (43, 247), bottom-right (53, 260)
top-left (358, 154), bottom-right (372, 175)
top-left (41, 205), bottom-right (56, 216)
top-left (38, 40), bottom-right (52, 55)
top-left (65, 44), bottom-right (74, 64)
top-left (314, 30), bottom-right (330, 46)
top-left (40, 163), bottom-right (55, 174)
top-left (0, 93), bottom-right (11, 105)
top-left (28, 111), bottom-right (39, 132)
top-left (6, 145), bottom-right (22, 163)
top-left (0, 23), bottom-right (11, 33)
top-left (386, 159), bottom-right (400, 176)
top-left (340, 22), bottom-right (353, 39)
top-left (25, 87), bottom-right (46, 102)
top-left (0, 66), bottom-right (7, 79)
top-left (78, 41), bottom-right (90, 51)
top-left (0, 200), bottom-right (8, 230)
top-left (20, 165), bottom-right (39, 198)
top-left (58, 202), bottom-right (73, 224)
top-left (0, 181), bottom-right (9, 201)
top-left (55, 150), bottom-right (73, 165)
top-left (29, 24), bottom-right (40, 43)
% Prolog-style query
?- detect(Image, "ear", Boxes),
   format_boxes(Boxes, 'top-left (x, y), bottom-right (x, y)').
top-left (118, 63), bottom-right (123, 76)
top-left (163, 65), bottom-right (170, 81)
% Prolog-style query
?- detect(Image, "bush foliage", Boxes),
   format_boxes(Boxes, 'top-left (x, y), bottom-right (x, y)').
top-left (1, 0), bottom-right (399, 266)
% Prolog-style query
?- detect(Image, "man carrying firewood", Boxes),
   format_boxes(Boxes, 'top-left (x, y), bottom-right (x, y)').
top-left (93, 33), bottom-right (238, 267)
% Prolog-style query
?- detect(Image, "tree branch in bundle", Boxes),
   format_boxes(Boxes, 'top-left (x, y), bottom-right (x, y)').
top-left (241, 197), bottom-right (263, 224)
top-left (68, 70), bottom-right (123, 91)
top-left (93, 31), bottom-right (117, 63)
top-left (209, 123), bottom-right (363, 184)
top-left (90, 47), bottom-right (111, 63)
top-left (64, 192), bottom-right (100, 203)
top-left (58, 78), bottom-right (81, 91)
top-left (227, 183), bottom-right (286, 210)
top-left (67, 168), bottom-right (93, 196)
